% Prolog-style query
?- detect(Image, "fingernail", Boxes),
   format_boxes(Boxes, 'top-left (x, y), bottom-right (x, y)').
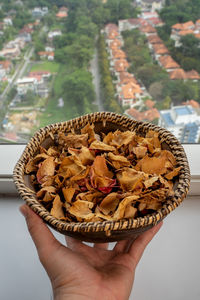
top-left (19, 205), bottom-right (28, 217)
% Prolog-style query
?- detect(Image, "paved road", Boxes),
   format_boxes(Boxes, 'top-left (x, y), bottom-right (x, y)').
top-left (0, 46), bottom-right (34, 110)
top-left (90, 46), bottom-right (104, 112)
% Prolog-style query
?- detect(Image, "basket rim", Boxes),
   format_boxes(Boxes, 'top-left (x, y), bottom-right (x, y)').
top-left (13, 112), bottom-right (190, 234)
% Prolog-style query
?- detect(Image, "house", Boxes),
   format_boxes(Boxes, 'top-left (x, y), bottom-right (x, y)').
top-left (126, 107), bottom-right (160, 122)
top-left (56, 11), bottom-right (68, 18)
top-left (15, 0), bottom-right (23, 6)
top-left (145, 99), bottom-right (155, 108)
top-left (28, 74), bottom-right (43, 85)
top-left (118, 72), bottom-right (138, 85)
top-left (47, 29), bottom-right (62, 40)
top-left (16, 77), bottom-right (37, 95)
top-left (32, 7), bottom-right (48, 18)
top-left (113, 59), bottom-right (129, 74)
top-left (29, 71), bottom-right (51, 79)
top-left (169, 68), bottom-right (187, 80)
top-left (37, 83), bottom-right (49, 98)
top-left (118, 18), bottom-right (141, 32)
top-left (185, 70), bottom-right (200, 81)
top-left (140, 11), bottom-right (159, 19)
top-left (0, 60), bottom-right (13, 73)
top-left (147, 17), bottom-right (164, 27)
top-left (3, 17), bottom-right (13, 26)
top-left (111, 49), bottom-right (126, 60)
top-left (182, 100), bottom-right (200, 109)
top-left (107, 30), bottom-right (120, 40)
top-left (139, 0), bottom-right (165, 12)
top-left (110, 39), bottom-right (122, 50)
top-left (152, 43), bottom-right (169, 59)
top-left (158, 55), bottom-right (180, 72)
top-left (38, 51), bottom-right (55, 61)
top-left (57, 6), bottom-right (68, 18)
top-left (0, 47), bottom-right (20, 59)
top-left (140, 24), bottom-right (156, 36)
top-left (147, 34), bottom-right (163, 44)
top-left (159, 105), bottom-right (200, 143)
top-left (117, 82), bottom-right (143, 106)
top-left (171, 21), bottom-right (197, 46)
top-left (104, 23), bottom-right (119, 35)
top-left (18, 32), bottom-right (32, 43)
top-left (20, 26), bottom-right (34, 34)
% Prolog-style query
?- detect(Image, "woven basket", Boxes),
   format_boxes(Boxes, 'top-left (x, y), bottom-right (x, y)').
top-left (13, 112), bottom-right (190, 242)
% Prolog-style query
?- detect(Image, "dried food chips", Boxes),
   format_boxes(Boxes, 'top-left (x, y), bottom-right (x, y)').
top-left (25, 124), bottom-right (181, 222)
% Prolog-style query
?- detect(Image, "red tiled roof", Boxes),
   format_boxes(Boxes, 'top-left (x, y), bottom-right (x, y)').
top-left (194, 33), bottom-right (200, 39)
top-left (179, 29), bottom-right (194, 36)
top-left (105, 23), bottom-right (118, 32)
top-left (152, 43), bottom-right (169, 54)
top-left (119, 72), bottom-right (138, 85)
top-left (158, 55), bottom-right (180, 69)
top-left (182, 100), bottom-right (200, 108)
top-left (0, 60), bottom-right (12, 69)
top-left (29, 71), bottom-right (51, 76)
top-left (140, 25), bottom-right (156, 33)
top-left (107, 30), bottom-right (119, 39)
top-left (29, 74), bottom-right (42, 82)
top-left (110, 39), bottom-right (122, 49)
top-left (172, 23), bottom-right (183, 30)
top-left (185, 70), bottom-right (200, 79)
top-left (169, 68), bottom-right (187, 80)
top-left (147, 34), bottom-right (163, 44)
top-left (56, 11), bottom-right (67, 18)
top-left (145, 99), bottom-right (155, 108)
top-left (112, 49), bottom-right (126, 59)
top-left (38, 51), bottom-right (54, 56)
top-left (127, 108), bottom-right (160, 122)
top-left (148, 17), bottom-right (164, 26)
top-left (127, 18), bottom-right (141, 26)
top-left (182, 21), bottom-right (195, 29)
top-left (114, 59), bottom-right (129, 72)
top-left (121, 82), bottom-right (142, 99)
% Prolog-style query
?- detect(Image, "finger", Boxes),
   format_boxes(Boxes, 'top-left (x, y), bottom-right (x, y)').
top-left (128, 222), bottom-right (163, 267)
top-left (93, 243), bottom-right (109, 250)
top-left (19, 205), bottom-right (64, 261)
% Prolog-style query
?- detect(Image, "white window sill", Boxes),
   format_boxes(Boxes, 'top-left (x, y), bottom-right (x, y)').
top-left (0, 144), bottom-right (200, 195)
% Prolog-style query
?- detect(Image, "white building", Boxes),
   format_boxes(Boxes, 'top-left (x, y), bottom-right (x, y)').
top-left (16, 77), bottom-right (37, 95)
top-left (47, 30), bottom-right (62, 40)
top-left (159, 105), bottom-right (200, 143)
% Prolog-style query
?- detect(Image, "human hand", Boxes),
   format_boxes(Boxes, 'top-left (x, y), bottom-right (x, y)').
top-left (20, 204), bottom-right (162, 300)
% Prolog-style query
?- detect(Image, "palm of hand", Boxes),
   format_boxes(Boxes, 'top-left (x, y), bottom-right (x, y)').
top-left (50, 238), bottom-right (136, 300)
top-left (20, 205), bottom-right (162, 300)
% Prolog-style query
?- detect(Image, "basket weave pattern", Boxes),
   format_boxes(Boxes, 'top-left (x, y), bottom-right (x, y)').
top-left (13, 112), bottom-right (190, 242)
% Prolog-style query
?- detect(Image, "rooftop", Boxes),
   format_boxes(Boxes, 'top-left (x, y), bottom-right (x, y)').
top-left (158, 55), bottom-right (180, 69)
top-left (175, 106), bottom-right (193, 116)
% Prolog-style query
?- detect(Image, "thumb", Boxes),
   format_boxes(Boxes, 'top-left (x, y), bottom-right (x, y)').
top-left (19, 204), bottom-right (62, 265)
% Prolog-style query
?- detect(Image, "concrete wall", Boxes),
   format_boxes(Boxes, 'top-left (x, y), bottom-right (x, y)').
top-left (0, 197), bottom-right (200, 300)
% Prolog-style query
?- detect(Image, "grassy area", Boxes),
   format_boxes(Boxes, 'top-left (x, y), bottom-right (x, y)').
top-left (38, 65), bottom-right (97, 128)
top-left (30, 61), bottom-right (60, 73)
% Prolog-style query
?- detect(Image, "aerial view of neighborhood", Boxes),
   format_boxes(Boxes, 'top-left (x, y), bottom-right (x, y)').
top-left (0, 0), bottom-right (200, 143)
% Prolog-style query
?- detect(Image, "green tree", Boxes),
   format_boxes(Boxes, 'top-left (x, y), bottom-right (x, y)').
top-left (62, 69), bottom-right (95, 115)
